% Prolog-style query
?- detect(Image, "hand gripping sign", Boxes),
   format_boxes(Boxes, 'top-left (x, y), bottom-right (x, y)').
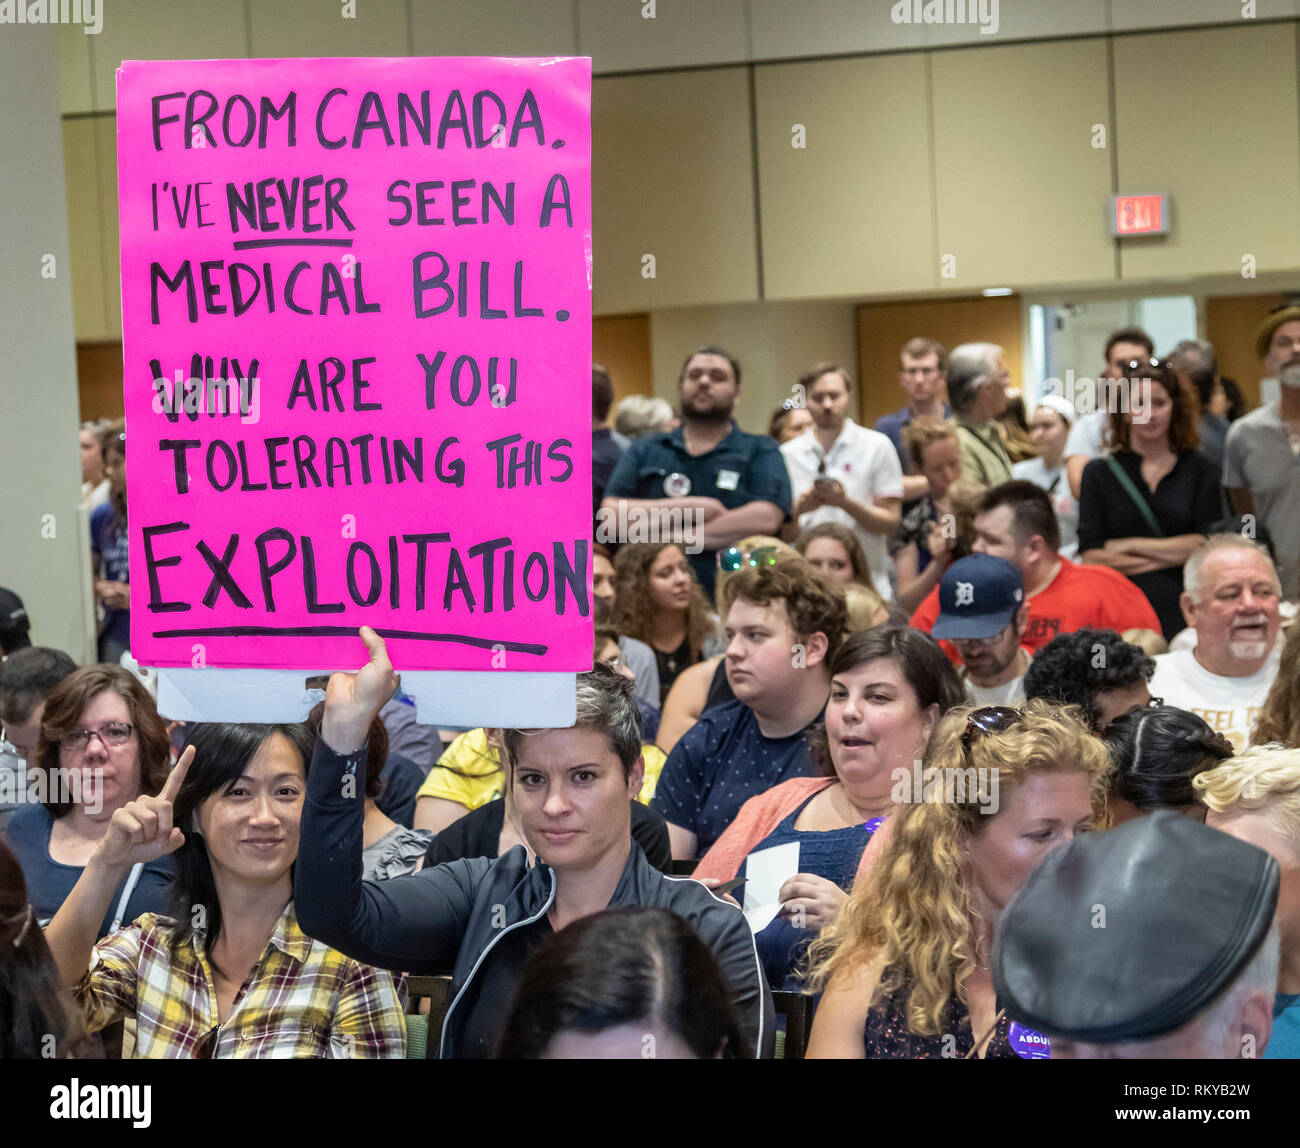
top-left (118, 57), bottom-right (592, 681)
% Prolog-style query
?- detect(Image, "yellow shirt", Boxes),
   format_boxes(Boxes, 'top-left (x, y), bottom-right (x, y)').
top-left (416, 728), bottom-right (665, 809)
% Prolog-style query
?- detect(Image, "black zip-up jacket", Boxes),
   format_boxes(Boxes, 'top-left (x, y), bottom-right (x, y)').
top-left (295, 739), bottom-right (774, 1058)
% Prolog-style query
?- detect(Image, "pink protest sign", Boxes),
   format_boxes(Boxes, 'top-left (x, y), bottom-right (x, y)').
top-left (116, 57), bottom-right (592, 671)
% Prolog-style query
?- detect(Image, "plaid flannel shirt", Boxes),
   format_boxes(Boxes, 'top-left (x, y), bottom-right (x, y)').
top-left (75, 903), bottom-right (406, 1058)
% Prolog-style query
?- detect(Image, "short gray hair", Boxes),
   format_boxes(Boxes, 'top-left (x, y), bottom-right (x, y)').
top-left (500, 663), bottom-right (643, 778)
top-left (613, 395), bottom-right (674, 440)
top-left (1168, 339), bottom-right (1217, 376)
top-left (946, 342), bottom-right (1004, 414)
top-left (1184, 534), bottom-right (1279, 600)
top-left (1196, 924), bottom-right (1280, 1056)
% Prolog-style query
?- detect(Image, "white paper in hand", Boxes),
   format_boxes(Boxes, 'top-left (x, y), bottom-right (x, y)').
top-left (741, 840), bottom-right (800, 935)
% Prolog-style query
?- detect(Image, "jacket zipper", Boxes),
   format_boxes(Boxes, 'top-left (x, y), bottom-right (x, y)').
top-left (437, 866), bottom-right (557, 1059)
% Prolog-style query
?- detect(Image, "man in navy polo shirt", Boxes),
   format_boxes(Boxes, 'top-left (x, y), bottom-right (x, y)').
top-left (601, 346), bottom-right (792, 599)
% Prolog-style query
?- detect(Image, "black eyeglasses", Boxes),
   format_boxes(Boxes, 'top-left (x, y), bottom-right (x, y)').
top-left (717, 546), bottom-right (783, 572)
top-left (60, 722), bottom-right (135, 751)
top-left (960, 705), bottom-right (1023, 753)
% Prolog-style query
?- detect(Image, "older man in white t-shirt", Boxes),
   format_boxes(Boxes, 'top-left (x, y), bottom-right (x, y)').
top-left (1148, 535), bottom-right (1283, 752)
top-left (781, 363), bottom-right (903, 602)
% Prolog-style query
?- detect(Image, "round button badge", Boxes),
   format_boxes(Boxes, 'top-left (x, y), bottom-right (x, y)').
top-left (663, 472), bottom-right (692, 497)
top-left (1008, 1020), bottom-right (1051, 1059)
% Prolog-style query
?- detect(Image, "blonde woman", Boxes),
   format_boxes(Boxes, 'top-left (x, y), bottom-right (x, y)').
top-left (1252, 622), bottom-right (1300, 749)
top-left (613, 542), bottom-right (723, 706)
top-left (1197, 744), bottom-right (1300, 1059)
top-left (806, 700), bottom-right (1110, 1058)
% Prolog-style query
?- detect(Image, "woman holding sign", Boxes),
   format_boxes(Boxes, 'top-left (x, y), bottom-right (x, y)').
top-left (294, 629), bottom-right (771, 1059)
top-left (42, 721), bottom-right (406, 1058)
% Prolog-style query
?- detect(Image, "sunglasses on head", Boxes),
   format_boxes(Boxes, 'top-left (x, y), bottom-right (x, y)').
top-left (1120, 357), bottom-right (1176, 381)
top-left (717, 545), bottom-right (782, 572)
top-left (960, 705), bottom-right (1023, 753)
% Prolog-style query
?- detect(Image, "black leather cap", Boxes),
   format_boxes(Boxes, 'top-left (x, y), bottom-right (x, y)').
top-left (993, 811), bottom-right (1279, 1043)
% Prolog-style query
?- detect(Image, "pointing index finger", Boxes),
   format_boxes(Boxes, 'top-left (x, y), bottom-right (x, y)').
top-left (159, 744), bottom-right (195, 804)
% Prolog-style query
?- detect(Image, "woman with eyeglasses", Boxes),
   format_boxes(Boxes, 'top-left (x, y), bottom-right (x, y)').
top-left (805, 700), bottom-right (1110, 1058)
top-left (1078, 359), bottom-right (1224, 641)
top-left (41, 721), bottom-right (406, 1057)
top-left (1, 666), bottom-right (174, 939)
top-left (1103, 704), bottom-right (1233, 824)
top-left (90, 424), bottom-right (131, 665)
top-left (693, 627), bottom-right (963, 990)
top-left (612, 542), bottom-right (723, 706)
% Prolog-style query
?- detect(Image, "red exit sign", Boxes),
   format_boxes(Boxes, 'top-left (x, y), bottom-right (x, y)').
top-left (1109, 193), bottom-right (1170, 236)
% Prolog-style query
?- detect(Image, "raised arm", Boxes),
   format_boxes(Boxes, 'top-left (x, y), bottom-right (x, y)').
top-left (44, 747), bottom-right (193, 988)
top-left (294, 627), bottom-right (492, 974)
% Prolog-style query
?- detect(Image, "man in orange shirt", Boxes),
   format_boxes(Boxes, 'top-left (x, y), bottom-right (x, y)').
top-left (910, 481), bottom-right (1160, 658)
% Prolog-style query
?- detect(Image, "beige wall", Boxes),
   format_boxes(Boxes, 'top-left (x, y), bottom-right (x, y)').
top-left (1114, 23), bottom-right (1300, 282)
top-left (592, 68), bottom-right (760, 314)
top-left (930, 38), bottom-right (1115, 290)
top-left (61, 16), bottom-right (1300, 337)
top-left (755, 52), bottom-right (935, 300)
top-left (60, 0), bottom-right (1300, 114)
top-left (2, 26), bottom-right (96, 664)
top-left (51, 6), bottom-right (1300, 437)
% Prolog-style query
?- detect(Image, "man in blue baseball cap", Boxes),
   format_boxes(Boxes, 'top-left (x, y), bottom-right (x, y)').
top-left (932, 554), bottom-right (1031, 705)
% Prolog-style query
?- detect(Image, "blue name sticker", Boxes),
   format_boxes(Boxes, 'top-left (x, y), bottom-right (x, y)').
top-left (1008, 1021), bottom-right (1051, 1059)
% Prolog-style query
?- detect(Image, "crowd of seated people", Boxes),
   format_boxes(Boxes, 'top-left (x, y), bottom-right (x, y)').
top-left (2, 312), bottom-right (1299, 1060)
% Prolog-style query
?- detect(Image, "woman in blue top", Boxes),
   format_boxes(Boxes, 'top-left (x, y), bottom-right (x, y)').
top-left (694, 627), bottom-right (966, 990)
top-left (89, 425), bottom-right (130, 665)
top-left (2, 664), bottom-right (174, 938)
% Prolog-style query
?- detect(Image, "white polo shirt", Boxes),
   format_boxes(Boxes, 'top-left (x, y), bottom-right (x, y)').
top-left (781, 420), bottom-right (904, 602)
